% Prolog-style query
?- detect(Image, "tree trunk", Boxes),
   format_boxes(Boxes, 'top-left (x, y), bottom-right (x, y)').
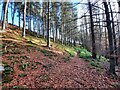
top-left (61, 24), bottom-right (64, 45)
top-left (103, 1), bottom-right (116, 74)
top-left (28, 2), bottom-right (30, 31)
top-left (109, 2), bottom-right (118, 66)
top-left (30, 2), bottom-right (31, 31)
top-left (53, 20), bottom-right (55, 42)
top-left (2, 0), bottom-right (10, 30)
top-left (1, 3), bottom-right (6, 21)
top-left (42, 3), bottom-right (46, 38)
top-left (88, 2), bottom-right (96, 59)
top-left (19, 8), bottom-right (20, 29)
top-left (22, 0), bottom-right (27, 37)
top-left (47, 1), bottom-right (50, 48)
top-left (118, 0), bottom-right (120, 66)
top-left (55, 24), bottom-right (58, 42)
top-left (38, 17), bottom-right (40, 35)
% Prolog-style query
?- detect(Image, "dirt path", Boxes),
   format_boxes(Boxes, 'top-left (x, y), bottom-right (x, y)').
top-left (43, 54), bottom-right (119, 89)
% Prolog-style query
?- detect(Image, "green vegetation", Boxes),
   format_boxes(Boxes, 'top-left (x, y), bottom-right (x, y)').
top-left (2, 76), bottom-right (13, 83)
top-left (10, 43), bottom-right (17, 47)
top-left (74, 47), bottom-right (81, 52)
top-left (74, 47), bottom-right (108, 70)
top-left (7, 55), bottom-right (30, 61)
top-left (14, 48), bottom-right (21, 54)
top-left (2, 62), bottom-right (14, 83)
top-left (20, 56), bottom-right (30, 60)
top-left (79, 48), bottom-right (92, 59)
top-left (87, 56), bottom-right (107, 69)
top-left (41, 49), bottom-right (54, 57)
top-left (2, 48), bottom-right (21, 54)
top-left (35, 62), bottom-right (42, 65)
top-left (39, 74), bottom-right (49, 82)
top-left (0, 50), bottom-right (3, 56)
top-left (7, 56), bottom-right (14, 60)
top-left (42, 63), bottom-right (53, 71)
top-left (2, 86), bottom-right (8, 90)
top-left (112, 82), bottom-right (120, 88)
top-left (90, 61), bottom-right (100, 68)
top-left (0, 44), bottom-right (3, 48)
top-left (18, 73), bottom-right (27, 77)
top-left (20, 61), bottom-right (29, 71)
top-left (63, 56), bottom-right (71, 62)
top-left (65, 49), bottom-right (75, 57)
top-left (12, 85), bottom-right (27, 89)
top-left (3, 64), bottom-right (14, 75)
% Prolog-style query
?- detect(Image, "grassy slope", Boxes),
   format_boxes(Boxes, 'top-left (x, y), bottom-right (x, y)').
top-left (1, 25), bottom-right (76, 56)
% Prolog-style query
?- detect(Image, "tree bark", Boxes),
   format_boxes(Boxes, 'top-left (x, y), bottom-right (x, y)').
top-left (88, 2), bottom-right (96, 59)
top-left (103, 1), bottom-right (116, 74)
top-left (47, 1), bottom-right (50, 48)
top-left (2, 0), bottom-right (10, 30)
top-left (18, 7), bottom-right (20, 29)
top-left (22, 0), bottom-right (27, 37)
top-left (109, 2), bottom-right (118, 66)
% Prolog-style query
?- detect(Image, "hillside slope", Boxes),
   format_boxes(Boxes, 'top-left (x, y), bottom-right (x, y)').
top-left (0, 25), bottom-right (120, 89)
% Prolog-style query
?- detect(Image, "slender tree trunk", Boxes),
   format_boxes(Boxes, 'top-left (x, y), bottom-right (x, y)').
top-left (30, 2), bottom-right (31, 31)
top-left (47, 1), bottom-right (50, 48)
top-left (61, 23), bottom-right (64, 45)
top-left (42, 3), bottom-right (46, 38)
top-left (104, 1), bottom-right (116, 74)
top-left (109, 2), bottom-right (118, 66)
top-left (42, 9), bottom-right (44, 37)
top-left (118, 0), bottom-right (120, 66)
top-left (55, 23), bottom-right (58, 41)
top-left (22, 0), bottom-right (27, 37)
top-left (1, 3), bottom-right (5, 21)
top-left (2, 0), bottom-right (10, 30)
top-left (53, 20), bottom-right (55, 42)
top-left (28, 2), bottom-right (30, 31)
top-left (33, 15), bottom-right (36, 33)
top-left (43, 15), bottom-right (46, 38)
top-left (88, 1), bottom-right (96, 59)
top-left (84, 15), bottom-right (88, 41)
top-left (105, 28), bottom-right (108, 51)
top-left (6, 8), bottom-right (8, 24)
top-left (38, 17), bottom-right (40, 35)
top-left (19, 8), bottom-right (20, 29)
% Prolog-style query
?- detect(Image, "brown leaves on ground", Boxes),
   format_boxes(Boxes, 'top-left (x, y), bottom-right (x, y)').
top-left (1, 40), bottom-right (120, 89)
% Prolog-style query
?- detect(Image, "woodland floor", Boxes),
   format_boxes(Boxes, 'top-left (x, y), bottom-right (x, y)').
top-left (0, 40), bottom-right (119, 89)
top-left (0, 25), bottom-right (120, 89)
